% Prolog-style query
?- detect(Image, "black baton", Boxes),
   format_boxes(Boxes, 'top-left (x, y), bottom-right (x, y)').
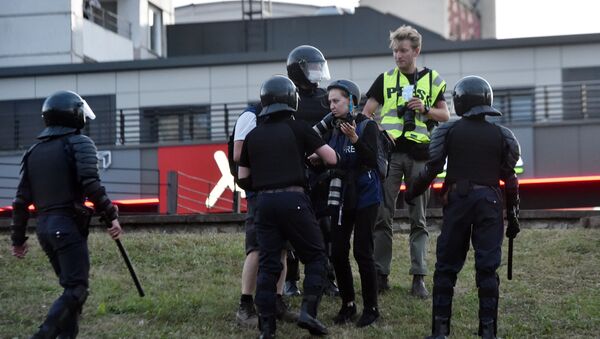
top-left (507, 237), bottom-right (513, 280)
top-left (104, 217), bottom-right (145, 297)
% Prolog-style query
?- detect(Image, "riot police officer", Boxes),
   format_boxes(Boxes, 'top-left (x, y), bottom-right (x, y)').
top-left (404, 76), bottom-right (521, 339)
top-left (238, 75), bottom-right (338, 338)
top-left (285, 44), bottom-right (340, 298)
top-left (10, 90), bottom-right (123, 338)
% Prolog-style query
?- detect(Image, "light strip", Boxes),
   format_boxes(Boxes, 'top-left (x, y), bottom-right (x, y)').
top-left (400, 175), bottom-right (600, 191)
top-left (2, 198), bottom-right (161, 212)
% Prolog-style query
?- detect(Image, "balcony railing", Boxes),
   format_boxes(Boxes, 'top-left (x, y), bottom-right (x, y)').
top-left (2, 80), bottom-right (600, 151)
top-left (84, 3), bottom-right (131, 39)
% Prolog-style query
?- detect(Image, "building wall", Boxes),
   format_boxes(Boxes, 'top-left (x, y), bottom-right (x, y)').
top-left (0, 0), bottom-right (81, 67)
top-left (0, 0), bottom-right (174, 67)
top-left (174, 1), bottom-right (323, 24)
top-left (1, 41), bottom-right (600, 208)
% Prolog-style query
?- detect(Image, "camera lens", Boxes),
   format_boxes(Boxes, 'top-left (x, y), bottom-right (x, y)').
top-left (403, 109), bottom-right (416, 131)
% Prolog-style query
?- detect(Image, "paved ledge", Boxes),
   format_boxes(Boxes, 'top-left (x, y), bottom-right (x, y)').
top-left (1, 209), bottom-right (600, 234)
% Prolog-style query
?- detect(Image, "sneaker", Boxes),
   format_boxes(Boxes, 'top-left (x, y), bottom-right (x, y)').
top-left (356, 307), bottom-right (379, 328)
top-left (377, 273), bottom-right (390, 294)
top-left (333, 303), bottom-right (357, 324)
top-left (236, 300), bottom-right (258, 328)
top-left (284, 280), bottom-right (302, 297)
top-left (275, 295), bottom-right (299, 323)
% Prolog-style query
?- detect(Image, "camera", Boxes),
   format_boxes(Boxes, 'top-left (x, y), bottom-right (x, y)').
top-left (333, 113), bottom-right (354, 129)
top-left (397, 105), bottom-right (416, 132)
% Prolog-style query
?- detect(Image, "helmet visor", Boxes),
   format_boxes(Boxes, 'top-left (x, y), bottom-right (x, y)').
top-left (81, 99), bottom-right (96, 121)
top-left (301, 61), bottom-right (331, 83)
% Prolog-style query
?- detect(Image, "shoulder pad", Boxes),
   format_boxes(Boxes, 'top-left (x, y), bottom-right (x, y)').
top-left (428, 121), bottom-right (455, 165)
top-left (67, 134), bottom-right (99, 168)
top-left (67, 134), bottom-right (97, 152)
top-left (498, 125), bottom-right (521, 168)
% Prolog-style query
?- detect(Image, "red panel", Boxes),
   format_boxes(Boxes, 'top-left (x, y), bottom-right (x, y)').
top-left (157, 143), bottom-right (246, 214)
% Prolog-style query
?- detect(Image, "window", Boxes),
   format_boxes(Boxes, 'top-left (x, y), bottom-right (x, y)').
top-left (0, 95), bottom-right (115, 151)
top-left (142, 105), bottom-right (210, 143)
top-left (492, 88), bottom-right (535, 123)
top-left (148, 4), bottom-right (163, 55)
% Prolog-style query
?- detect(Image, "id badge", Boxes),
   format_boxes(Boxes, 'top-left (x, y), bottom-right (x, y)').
top-left (402, 85), bottom-right (414, 101)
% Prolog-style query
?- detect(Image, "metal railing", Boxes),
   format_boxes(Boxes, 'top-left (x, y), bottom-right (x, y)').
top-left (3, 80), bottom-right (600, 151)
top-left (84, 3), bottom-right (132, 39)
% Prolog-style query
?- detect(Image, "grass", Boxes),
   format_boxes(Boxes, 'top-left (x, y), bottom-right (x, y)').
top-left (1, 229), bottom-right (599, 338)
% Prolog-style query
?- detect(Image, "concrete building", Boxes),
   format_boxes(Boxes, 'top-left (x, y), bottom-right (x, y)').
top-left (1, 3), bottom-right (599, 213)
top-left (174, 0), bottom-right (351, 24)
top-left (175, 0), bottom-right (494, 40)
top-left (0, 0), bottom-right (174, 67)
top-left (362, 0), bottom-right (496, 40)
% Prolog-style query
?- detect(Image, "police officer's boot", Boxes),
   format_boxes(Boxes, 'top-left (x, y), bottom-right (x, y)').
top-left (411, 274), bottom-right (429, 298)
top-left (297, 295), bottom-right (328, 336)
top-left (258, 316), bottom-right (276, 339)
top-left (283, 280), bottom-right (302, 297)
top-left (323, 275), bottom-right (340, 297)
top-left (425, 316), bottom-right (450, 339)
top-left (479, 319), bottom-right (497, 339)
top-left (275, 294), bottom-right (299, 323)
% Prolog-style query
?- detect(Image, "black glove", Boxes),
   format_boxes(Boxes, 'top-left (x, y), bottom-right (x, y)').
top-left (506, 206), bottom-right (520, 239)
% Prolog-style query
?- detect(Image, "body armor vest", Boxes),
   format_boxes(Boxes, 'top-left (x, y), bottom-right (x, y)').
top-left (445, 118), bottom-right (503, 186)
top-left (26, 136), bottom-right (81, 212)
top-left (295, 88), bottom-right (328, 127)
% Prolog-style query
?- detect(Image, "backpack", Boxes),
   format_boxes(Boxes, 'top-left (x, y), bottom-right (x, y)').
top-left (227, 104), bottom-right (261, 183)
top-left (356, 119), bottom-right (392, 180)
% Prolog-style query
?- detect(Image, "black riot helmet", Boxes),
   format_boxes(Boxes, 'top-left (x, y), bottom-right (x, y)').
top-left (452, 76), bottom-right (501, 117)
top-left (42, 90), bottom-right (96, 129)
top-left (286, 45), bottom-right (331, 89)
top-left (327, 79), bottom-right (361, 109)
top-left (259, 75), bottom-right (299, 117)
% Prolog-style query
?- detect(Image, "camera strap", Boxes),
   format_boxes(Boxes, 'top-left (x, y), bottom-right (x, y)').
top-left (396, 69), bottom-right (419, 138)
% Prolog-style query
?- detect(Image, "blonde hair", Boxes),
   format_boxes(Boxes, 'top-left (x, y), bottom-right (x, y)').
top-left (389, 25), bottom-right (422, 50)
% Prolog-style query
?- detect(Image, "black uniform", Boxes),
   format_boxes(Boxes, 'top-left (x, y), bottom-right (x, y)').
top-left (239, 112), bottom-right (331, 336)
top-left (11, 91), bottom-right (119, 338)
top-left (406, 76), bottom-right (520, 339)
top-left (12, 127), bottom-right (118, 338)
top-left (285, 86), bottom-right (337, 292)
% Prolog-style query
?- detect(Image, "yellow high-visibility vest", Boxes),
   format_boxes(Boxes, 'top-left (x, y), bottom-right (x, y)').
top-left (380, 67), bottom-right (445, 143)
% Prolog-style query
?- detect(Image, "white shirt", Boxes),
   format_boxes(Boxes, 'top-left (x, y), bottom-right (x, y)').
top-left (233, 110), bottom-right (257, 141)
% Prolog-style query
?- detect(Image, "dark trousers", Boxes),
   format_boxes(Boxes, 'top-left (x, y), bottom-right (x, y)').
top-left (254, 191), bottom-right (327, 317)
top-left (330, 203), bottom-right (379, 308)
top-left (432, 187), bottom-right (503, 324)
top-left (36, 214), bottom-right (90, 338)
top-left (286, 215), bottom-right (334, 282)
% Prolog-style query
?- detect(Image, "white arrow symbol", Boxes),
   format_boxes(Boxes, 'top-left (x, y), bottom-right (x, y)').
top-left (206, 150), bottom-right (246, 208)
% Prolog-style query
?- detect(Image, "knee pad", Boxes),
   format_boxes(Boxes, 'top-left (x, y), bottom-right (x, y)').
top-left (433, 271), bottom-right (457, 289)
top-left (64, 285), bottom-right (89, 312)
top-left (476, 271), bottom-right (499, 290)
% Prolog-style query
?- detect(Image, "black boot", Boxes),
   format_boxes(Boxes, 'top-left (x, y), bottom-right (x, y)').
top-left (377, 273), bottom-right (390, 294)
top-left (411, 275), bottom-right (429, 298)
top-left (283, 280), bottom-right (302, 297)
top-left (297, 295), bottom-right (328, 336)
top-left (356, 306), bottom-right (380, 328)
top-left (258, 316), bottom-right (276, 339)
top-left (480, 319), bottom-right (496, 339)
top-left (275, 294), bottom-right (299, 323)
top-left (332, 302), bottom-right (357, 324)
top-left (425, 316), bottom-right (450, 339)
top-left (323, 278), bottom-right (340, 297)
